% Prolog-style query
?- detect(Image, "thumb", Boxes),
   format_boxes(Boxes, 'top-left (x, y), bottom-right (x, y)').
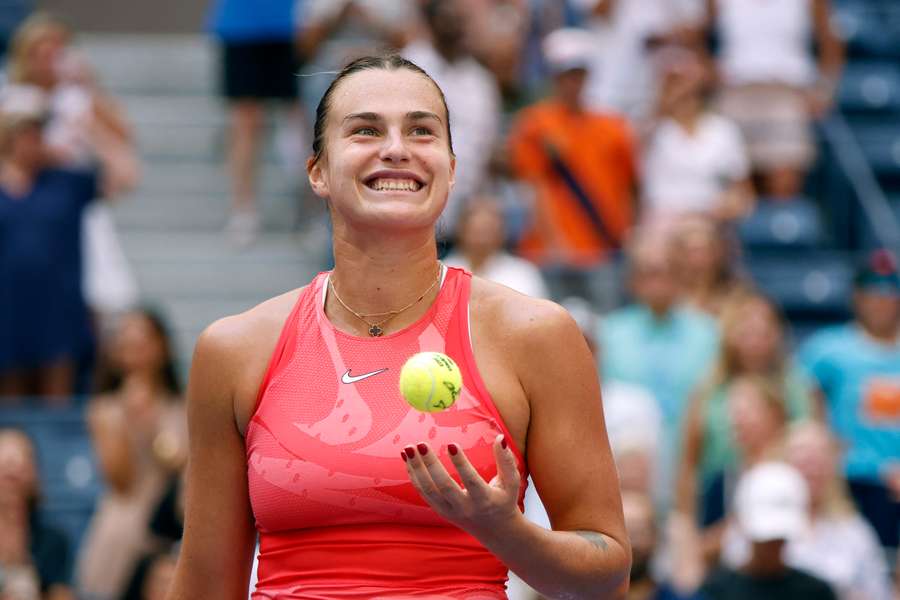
top-left (491, 434), bottom-right (520, 495)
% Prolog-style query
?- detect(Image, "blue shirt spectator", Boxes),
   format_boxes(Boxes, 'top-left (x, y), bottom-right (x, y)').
top-left (599, 231), bottom-right (719, 506)
top-left (800, 324), bottom-right (900, 482)
top-left (206, 0), bottom-right (297, 42)
top-left (799, 249), bottom-right (900, 549)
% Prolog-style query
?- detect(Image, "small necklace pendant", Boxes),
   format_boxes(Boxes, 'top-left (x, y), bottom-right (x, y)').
top-left (368, 324), bottom-right (384, 337)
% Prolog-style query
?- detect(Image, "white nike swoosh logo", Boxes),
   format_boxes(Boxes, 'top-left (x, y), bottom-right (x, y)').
top-left (341, 368), bottom-right (388, 384)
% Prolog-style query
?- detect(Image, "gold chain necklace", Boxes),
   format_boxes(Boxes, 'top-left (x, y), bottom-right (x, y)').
top-left (328, 264), bottom-right (442, 337)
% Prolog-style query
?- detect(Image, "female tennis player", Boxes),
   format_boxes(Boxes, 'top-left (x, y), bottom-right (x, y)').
top-left (167, 55), bottom-right (629, 600)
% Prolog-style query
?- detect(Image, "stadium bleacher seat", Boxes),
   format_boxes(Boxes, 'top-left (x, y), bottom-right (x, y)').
top-left (738, 198), bottom-right (827, 250)
top-left (833, 0), bottom-right (900, 60)
top-left (838, 61), bottom-right (900, 115)
top-left (745, 251), bottom-right (854, 321)
top-left (0, 406), bottom-right (101, 550)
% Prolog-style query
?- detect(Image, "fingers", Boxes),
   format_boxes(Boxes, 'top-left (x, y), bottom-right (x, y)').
top-left (403, 444), bottom-right (461, 512)
top-left (491, 434), bottom-right (521, 495)
top-left (446, 442), bottom-right (491, 502)
top-left (402, 435), bottom-right (520, 508)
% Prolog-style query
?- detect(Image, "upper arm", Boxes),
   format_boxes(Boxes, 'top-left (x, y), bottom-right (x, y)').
top-left (812, 0), bottom-right (844, 69)
top-left (168, 320), bottom-right (256, 600)
top-left (514, 302), bottom-right (627, 546)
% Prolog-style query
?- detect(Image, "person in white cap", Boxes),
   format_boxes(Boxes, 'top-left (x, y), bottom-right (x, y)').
top-left (700, 462), bottom-right (837, 600)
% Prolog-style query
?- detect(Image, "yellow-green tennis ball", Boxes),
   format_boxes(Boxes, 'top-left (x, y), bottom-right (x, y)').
top-left (399, 352), bottom-right (463, 412)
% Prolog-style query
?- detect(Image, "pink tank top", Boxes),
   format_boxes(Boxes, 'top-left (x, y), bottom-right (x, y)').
top-left (246, 267), bottom-right (527, 599)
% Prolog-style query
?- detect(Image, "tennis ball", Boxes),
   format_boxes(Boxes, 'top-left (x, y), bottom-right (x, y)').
top-left (399, 352), bottom-right (463, 412)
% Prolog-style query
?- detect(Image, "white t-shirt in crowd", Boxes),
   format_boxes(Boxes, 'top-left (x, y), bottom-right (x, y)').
top-left (717, 0), bottom-right (817, 87)
top-left (402, 41), bottom-right (500, 232)
top-left (721, 514), bottom-right (894, 600)
top-left (641, 113), bottom-right (749, 220)
top-left (444, 252), bottom-right (549, 299)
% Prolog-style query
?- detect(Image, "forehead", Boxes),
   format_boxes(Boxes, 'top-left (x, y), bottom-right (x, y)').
top-left (328, 68), bottom-right (446, 125)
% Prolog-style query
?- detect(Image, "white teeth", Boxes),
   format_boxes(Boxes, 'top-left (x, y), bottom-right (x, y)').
top-left (369, 178), bottom-right (421, 192)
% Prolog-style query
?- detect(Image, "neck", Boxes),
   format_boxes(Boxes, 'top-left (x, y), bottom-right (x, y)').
top-left (328, 224), bottom-right (441, 335)
top-left (434, 41), bottom-right (461, 63)
top-left (0, 161), bottom-right (36, 190)
top-left (464, 247), bottom-right (496, 274)
top-left (671, 101), bottom-right (702, 130)
top-left (646, 303), bottom-right (673, 321)
top-left (860, 321), bottom-right (900, 345)
top-left (558, 96), bottom-right (583, 113)
top-left (743, 541), bottom-right (787, 576)
top-left (122, 370), bottom-right (168, 397)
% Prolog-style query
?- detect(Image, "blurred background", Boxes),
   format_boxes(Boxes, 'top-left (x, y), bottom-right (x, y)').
top-left (0, 0), bottom-right (898, 599)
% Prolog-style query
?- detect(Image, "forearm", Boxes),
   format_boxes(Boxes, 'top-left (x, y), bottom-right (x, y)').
top-left (479, 511), bottom-right (630, 600)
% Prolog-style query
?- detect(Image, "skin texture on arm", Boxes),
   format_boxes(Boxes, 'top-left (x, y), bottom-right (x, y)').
top-left (165, 319), bottom-right (258, 600)
top-left (504, 297), bottom-right (630, 598)
top-left (404, 283), bottom-right (631, 599)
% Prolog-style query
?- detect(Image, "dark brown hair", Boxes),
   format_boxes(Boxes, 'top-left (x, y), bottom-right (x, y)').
top-left (310, 54), bottom-right (454, 165)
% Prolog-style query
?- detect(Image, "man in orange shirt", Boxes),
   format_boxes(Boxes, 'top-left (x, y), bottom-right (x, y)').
top-left (508, 28), bottom-right (637, 310)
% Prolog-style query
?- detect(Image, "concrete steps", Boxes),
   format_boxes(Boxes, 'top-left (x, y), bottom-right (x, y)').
top-left (81, 33), bottom-right (321, 372)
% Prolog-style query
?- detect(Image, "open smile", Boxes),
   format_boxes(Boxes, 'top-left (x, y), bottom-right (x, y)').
top-left (363, 170), bottom-right (426, 193)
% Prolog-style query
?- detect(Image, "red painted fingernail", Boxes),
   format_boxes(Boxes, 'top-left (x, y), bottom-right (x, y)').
top-left (500, 435), bottom-right (508, 450)
top-left (401, 451), bottom-right (408, 462)
top-left (417, 443), bottom-right (428, 456)
top-left (448, 443), bottom-right (458, 456)
top-left (404, 446), bottom-right (415, 459)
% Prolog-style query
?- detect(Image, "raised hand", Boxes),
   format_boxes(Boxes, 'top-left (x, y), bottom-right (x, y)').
top-left (402, 434), bottom-right (521, 539)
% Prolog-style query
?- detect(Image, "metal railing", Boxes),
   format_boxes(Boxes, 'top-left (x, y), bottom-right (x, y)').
top-left (820, 113), bottom-right (900, 251)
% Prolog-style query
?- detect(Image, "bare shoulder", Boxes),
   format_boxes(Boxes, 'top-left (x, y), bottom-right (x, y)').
top-left (190, 286), bottom-right (306, 432)
top-left (469, 276), bottom-right (581, 349)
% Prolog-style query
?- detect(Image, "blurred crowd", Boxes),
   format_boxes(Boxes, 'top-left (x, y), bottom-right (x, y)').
top-left (0, 0), bottom-right (898, 599)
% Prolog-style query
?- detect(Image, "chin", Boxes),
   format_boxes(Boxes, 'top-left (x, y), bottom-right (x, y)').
top-left (340, 186), bottom-right (447, 231)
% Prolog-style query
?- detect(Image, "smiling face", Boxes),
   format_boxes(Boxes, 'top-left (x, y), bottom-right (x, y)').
top-left (307, 68), bottom-right (455, 234)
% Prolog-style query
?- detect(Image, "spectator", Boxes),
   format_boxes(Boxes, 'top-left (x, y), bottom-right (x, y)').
top-left (727, 376), bottom-right (788, 468)
top-left (677, 293), bottom-right (816, 528)
top-left (799, 249), bottom-right (900, 552)
top-left (206, 0), bottom-right (300, 247)
top-left (700, 462), bottom-right (838, 600)
top-left (642, 48), bottom-right (753, 229)
top-left (508, 28), bottom-right (638, 309)
top-left (599, 231), bottom-right (719, 505)
top-left (721, 422), bottom-right (894, 600)
top-left (623, 492), bottom-right (705, 600)
top-left (403, 0), bottom-right (501, 235)
top-left (0, 89), bottom-right (123, 400)
top-left (0, 429), bottom-right (74, 600)
top-left (297, 0), bottom-right (413, 111)
top-left (75, 309), bottom-right (186, 600)
top-left (120, 551), bottom-right (177, 600)
top-left (671, 216), bottom-right (746, 317)
top-left (577, 0), bottom-right (702, 129)
top-left (4, 13), bottom-right (140, 330)
top-left (444, 196), bottom-right (548, 298)
top-left (458, 0), bottom-right (530, 103)
top-left (702, 0), bottom-right (844, 200)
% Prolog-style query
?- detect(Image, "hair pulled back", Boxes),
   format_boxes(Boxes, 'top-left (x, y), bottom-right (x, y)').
top-left (310, 54), bottom-right (454, 165)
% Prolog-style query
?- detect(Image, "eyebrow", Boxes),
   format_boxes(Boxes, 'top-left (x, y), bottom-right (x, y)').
top-left (342, 111), bottom-right (444, 125)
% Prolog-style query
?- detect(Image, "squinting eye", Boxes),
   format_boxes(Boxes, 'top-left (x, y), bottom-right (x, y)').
top-left (411, 126), bottom-right (434, 136)
top-left (354, 127), bottom-right (378, 136)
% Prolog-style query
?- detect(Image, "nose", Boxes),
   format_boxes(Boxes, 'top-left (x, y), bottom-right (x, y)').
top-left (378, 127), bottom-right (411, 163)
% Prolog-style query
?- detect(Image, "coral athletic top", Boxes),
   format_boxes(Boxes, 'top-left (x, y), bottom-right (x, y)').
top-left (246, 266), bottom-right (527, 599)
